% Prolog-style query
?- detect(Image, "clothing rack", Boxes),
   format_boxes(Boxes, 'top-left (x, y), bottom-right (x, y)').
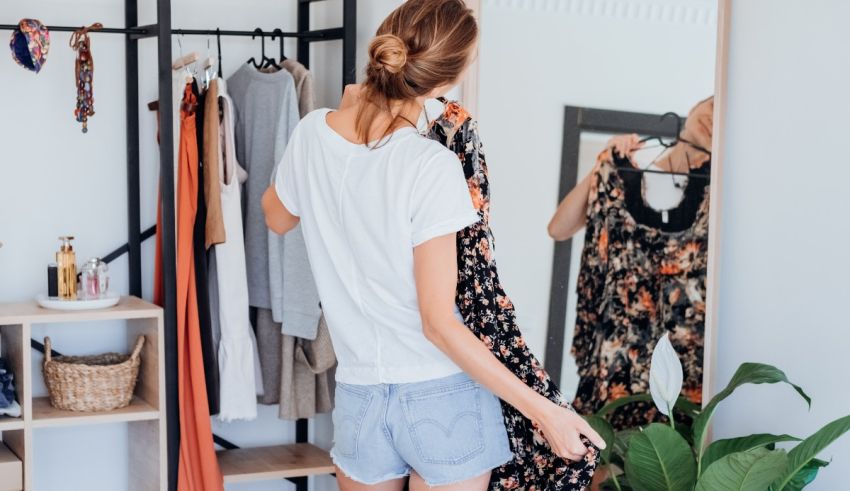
top-left (3, 1), bottom-right (356, 490)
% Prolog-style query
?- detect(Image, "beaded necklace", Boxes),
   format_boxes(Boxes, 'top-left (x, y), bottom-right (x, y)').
top-left (69, 23), bottom-right (102, 133)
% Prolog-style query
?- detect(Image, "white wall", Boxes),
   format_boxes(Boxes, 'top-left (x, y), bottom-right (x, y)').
top-left (711, 1), bottom-right (850, 488)
top-left (477, 0), bottom-right (717, 393)
top-left (0, 1), bottom-right (400, 490)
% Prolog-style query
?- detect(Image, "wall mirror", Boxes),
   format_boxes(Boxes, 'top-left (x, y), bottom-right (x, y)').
top-left (473, 0), bottom-right (723, 430)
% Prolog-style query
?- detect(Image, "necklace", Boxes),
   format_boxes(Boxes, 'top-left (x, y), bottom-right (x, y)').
top-left (69, 23), bottom-right (102, 133)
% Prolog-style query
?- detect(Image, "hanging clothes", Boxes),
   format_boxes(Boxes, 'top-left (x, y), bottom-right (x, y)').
top-left (226, 64), bottom-right (300, 310)
top-left (213, 81), bottom-right (261, 422)
top-left (281, 58), bottom-right (315, 118)
top-left (269, 59), bottom-right (320, 338)
top-left (227, 65), bottom-right (302, 404)
top-left (191, 81), bottom-right (220, 417)
top-left (426, 101), bottom-right (599, 491)
top-left (278, 314), bottom-right (335, 420)
top-left (175, 83), bottom-right (223, 491)
top-left (571, 150), bottom-right (710, 430)
top-left (203, 78), bottom-right (226, 248)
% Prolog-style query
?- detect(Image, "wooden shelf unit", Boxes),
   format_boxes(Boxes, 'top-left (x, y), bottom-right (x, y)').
top-left (0, 296), bottom-right (166, 491)
top-left (218, 443), bottom-right (335, 484)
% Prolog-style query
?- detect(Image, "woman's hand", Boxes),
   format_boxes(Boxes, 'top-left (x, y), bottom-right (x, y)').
top-left (532, 399), bottom-right (605, 461)
top-left (606, 133), bottom-right (644, 161)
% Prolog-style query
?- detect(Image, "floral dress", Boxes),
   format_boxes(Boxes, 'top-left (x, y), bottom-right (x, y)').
top-left (427, 101), bottom-right (598, 491)
top-left (571, 148), bottom-right (710, 430)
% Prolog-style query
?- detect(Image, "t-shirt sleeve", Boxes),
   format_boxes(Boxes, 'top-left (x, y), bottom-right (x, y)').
top-left (410, 150), bottom-right (480, 247)
top-left (274, 124), bottom-right (301, 217)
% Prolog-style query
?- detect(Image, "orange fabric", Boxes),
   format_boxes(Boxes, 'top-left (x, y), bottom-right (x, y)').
top-left (175, 84), bottom-right (223, 491)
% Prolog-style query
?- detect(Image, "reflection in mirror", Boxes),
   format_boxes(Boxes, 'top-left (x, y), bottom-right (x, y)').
top-left (475, 0), bottom-right (718, 439)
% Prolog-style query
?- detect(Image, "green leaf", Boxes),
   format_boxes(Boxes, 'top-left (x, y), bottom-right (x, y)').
top-left (596, 394), bottom-right (655, 418)
top-left (596, 394), bottom-right (702, 419)
top-left (695, 447), bottom-right (787, 491)
top-left (693, 363), bottom-right (810, 475)
top-left (773, 414), bottom-right (850, 490)
top-left (587, 415), bottom-right (616, 462)
top-left (702, 434), bottom-right (800, 470)
top-left (783, 458), bottom-right (829, 491)
top-left (625, 423), bottom-right (697, 491)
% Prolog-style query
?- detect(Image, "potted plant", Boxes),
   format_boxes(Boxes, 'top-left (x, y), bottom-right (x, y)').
top-left (586, 334), bottom-right (850, 490)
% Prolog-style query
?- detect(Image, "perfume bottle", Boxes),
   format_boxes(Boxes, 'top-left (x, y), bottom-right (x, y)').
top-left (56, 236), bottom-right (77, 300)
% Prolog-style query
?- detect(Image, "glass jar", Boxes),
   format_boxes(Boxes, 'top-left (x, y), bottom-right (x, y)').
top-left (80, 257), bottom-right (109, 299)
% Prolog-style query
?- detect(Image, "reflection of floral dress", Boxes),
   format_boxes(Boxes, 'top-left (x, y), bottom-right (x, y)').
top-left (571, 149), bottom-right (710, 430)
top-left (428, 102), bottom-right (598, 491)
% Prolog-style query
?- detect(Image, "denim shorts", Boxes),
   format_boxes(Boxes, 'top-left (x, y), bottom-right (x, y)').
top-left (330, 371), bottom-right (513, 486)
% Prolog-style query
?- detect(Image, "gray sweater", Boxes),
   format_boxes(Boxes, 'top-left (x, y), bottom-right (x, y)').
top-left (268, 59), bottom-right (322, 339)
top-left (228, 63), bottom-right (322, 339)
top-left (227, 64), bottom-right (300, 310)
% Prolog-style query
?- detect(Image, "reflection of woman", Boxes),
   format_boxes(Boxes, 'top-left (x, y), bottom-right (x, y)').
top-left (548, 97), bottom-right (713, 242)
top-left (548, 96), bottom-right (713, 425)
top-left (263, 1), bottom-right (603, 490)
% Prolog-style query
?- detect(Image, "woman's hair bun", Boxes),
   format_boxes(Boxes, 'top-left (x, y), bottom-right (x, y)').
top-left (369, 34), bottom-right (408, 74)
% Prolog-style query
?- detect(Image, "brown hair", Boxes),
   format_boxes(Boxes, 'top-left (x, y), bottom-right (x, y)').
top-left (356, 0), bottom-right (478, 145)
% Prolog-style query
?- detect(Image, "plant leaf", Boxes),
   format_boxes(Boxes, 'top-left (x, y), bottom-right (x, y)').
top-left (701, 434), bottom-right (800, 470)
top-left (587, 415), bottom-right (616, 462)
top-left (695, 447), bottom-right (787, 491)
top-left (596, 394), bottom-right (699, 419)
top-left (625, 423), bottom-right (697, 491)
top-left (773, 414), bottom-right (850, 490)
top-left (649, 333), bottom-right (684, 417)
top-left (693, 363), bottom-right (810, 476)
top-left (782, 458), bottom-right (829, 491)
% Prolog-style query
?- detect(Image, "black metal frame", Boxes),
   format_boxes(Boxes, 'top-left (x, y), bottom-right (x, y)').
top-left (2, 2), bottom-right (356, 490)
top-left (543, 106), bottom-right (683, 386)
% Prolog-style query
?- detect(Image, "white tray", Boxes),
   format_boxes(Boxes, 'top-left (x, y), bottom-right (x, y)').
top-left (36, 292), bottom-right (121, 311)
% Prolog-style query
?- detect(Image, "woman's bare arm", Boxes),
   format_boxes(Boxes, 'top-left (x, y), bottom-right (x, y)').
top-left (547, 172), bottom-right (595, 242)
top-left (262, 185), bottom-right (299, 235)
top-left (547, 134), bottom-right (644, 241)
top-left (414, 233), bottom-right (605, 461)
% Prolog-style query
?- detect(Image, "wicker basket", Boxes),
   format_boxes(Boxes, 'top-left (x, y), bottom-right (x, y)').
top-left (43, 335), bottom-right (145, 412)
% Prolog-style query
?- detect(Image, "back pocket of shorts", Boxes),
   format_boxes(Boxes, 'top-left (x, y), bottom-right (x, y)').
top-left (402, 380), bottom-right (485, 465)
top-left (332, 384), bottom-right (372, 460)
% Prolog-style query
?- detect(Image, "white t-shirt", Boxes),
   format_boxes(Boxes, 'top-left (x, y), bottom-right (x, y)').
top-left (274, 108), bottom-right (480, 385)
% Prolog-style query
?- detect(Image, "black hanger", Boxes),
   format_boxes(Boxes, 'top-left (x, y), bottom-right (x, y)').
top-left (272, 28), bottom-right (287, 62)
top-left (216, 28), bottom-right (223, 78)
top-left (247, 28), bottom-right (264, 69)
top-left (263, 29), bottom-right (282, 70)
top-left (617, 111), bottom-right (710, 181)
top-left (638, 112), bottom-right (681, 148)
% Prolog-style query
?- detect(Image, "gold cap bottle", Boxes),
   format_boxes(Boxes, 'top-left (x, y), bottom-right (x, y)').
top-left (56, 236), bottom-right (77, 300)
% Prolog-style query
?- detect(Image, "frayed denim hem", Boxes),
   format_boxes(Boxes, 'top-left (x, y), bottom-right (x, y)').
top-left (330, 450), bottom-right (411, 485)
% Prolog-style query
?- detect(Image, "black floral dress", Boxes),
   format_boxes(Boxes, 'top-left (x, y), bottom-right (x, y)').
top-left (571, 149), bottom-right (710, 430)
top-left (427, 102), bottom-right (598, 491)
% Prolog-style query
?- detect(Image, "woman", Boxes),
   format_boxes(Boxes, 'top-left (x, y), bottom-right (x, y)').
top-left (262, 1), bottom-right (604, 490)
top-left (548, 97), bottom-right (713, 242)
